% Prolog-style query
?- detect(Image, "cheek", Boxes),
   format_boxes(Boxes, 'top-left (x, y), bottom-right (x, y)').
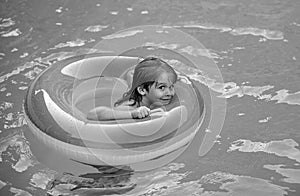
top-left (156, 91), bottom-right (165, 98)
top-left (150, 90), bottom-right (161, 98)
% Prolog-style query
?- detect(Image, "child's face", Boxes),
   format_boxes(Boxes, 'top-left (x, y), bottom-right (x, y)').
top-left (142, 72), bottom-right (176, 107)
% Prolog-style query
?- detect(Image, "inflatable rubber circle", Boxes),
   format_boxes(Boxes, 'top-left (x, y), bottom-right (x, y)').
top-left (24, 53), bottom-right (205, 170)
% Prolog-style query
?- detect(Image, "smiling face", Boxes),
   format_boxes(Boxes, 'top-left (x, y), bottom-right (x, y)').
top-left (139, 72), bottom-right (176, 108)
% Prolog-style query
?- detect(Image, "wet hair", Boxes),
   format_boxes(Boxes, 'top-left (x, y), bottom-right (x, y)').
top-left (114, 57), bottom-right (177, 107)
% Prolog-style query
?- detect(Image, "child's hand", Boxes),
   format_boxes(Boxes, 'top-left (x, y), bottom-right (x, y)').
top-left (150, 108), bottom-right (165, 117)
top-left (131, 106), bottom-right (150, 119)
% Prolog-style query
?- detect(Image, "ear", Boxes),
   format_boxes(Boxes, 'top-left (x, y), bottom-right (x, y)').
top-left (137, 86), bottom-right (147, 95)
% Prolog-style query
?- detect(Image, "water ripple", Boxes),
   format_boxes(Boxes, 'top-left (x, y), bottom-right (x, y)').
top-left (0, 18), bottom-right (15, 28)
top-left (228, 139), bottom-right (300, 163)
top-left (264, 164), bottom-right (300, 184)
top-left (84, 25), bottom-right (108, 32)
top-left (1, 28), bottom-right (22, 37)
top-left (124, 163), bottom-right (289, 196)
top-left (10, 187), bottom-right (32, 196)
top-left (271, 89), bottom-right (300, 106)
top-left (102, 30), bottom-right (143, 40)
top-left (0, 132), bottom-right (37, 172)
top-left (179, 22), bottom-right (284, 40)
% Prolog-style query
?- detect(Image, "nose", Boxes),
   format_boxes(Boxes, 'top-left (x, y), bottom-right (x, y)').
top-left (165, 87), bottom-right (175, 96)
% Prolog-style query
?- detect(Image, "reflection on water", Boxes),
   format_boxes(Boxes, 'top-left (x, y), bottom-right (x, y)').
top-left (1, 0), bottom-right (300, 195)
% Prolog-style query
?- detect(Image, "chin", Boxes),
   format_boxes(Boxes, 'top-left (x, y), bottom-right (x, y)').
top-left (157, 101), bottom-right (170, 106)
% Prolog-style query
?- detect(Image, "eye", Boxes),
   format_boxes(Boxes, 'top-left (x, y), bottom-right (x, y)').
top-left (158, 85), bottom-right (166, 90)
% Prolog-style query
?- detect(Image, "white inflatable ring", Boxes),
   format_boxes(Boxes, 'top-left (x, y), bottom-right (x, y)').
top-left (24, 54), bottom-right (205, 166)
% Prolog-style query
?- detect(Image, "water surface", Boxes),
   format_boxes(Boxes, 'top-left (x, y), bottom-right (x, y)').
top-left (0, 0), bottom-right (300, 195)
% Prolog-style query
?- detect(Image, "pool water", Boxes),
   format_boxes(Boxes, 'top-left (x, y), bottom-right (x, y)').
top-left (1, 0), bottom-right (300, 195)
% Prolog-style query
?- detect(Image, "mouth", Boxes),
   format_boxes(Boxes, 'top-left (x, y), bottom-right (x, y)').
top-left (160, 97), bottom-right (172, 103)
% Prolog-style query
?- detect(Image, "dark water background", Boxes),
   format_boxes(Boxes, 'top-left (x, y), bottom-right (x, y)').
top-left (1, 0), bottom-right (300, 195)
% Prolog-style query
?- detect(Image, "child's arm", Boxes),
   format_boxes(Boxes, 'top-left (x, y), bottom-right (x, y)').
top-left (86, 106), bottom-right (150, 121)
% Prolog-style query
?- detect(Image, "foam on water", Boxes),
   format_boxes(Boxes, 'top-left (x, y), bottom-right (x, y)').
top-left (0, 49), bottom-right (95, 83)
top-left (264, 165), bottom-right (300, 184)
top-left (0, 101), bottom-right (13, 111)
top-left (169, 59), bottom-right (275, 99)
top-left (271, 89), bottom-right (300, 106)
top-left (49, 39), bottom-right (86, 50)
top-left (109, 11), bottom-right (119, 15)
top-left (123, 163), bottom-right (289, 196)
top-left (102, 30), bottom-right (144, 40)
top-left (1, 28), bottom-right (22, 37)
top-left (85, 25), bottom-right (108, 32)
top-left (179, 22), bottom-right (284, 40)
top-left (0, 18), bottom-right (15, 28)
top-left (55, 7), bottom-right (63, 13)
top-left (168, 56), bottom-right (300, 106)
top-left (30, 172), bottom-right (54, 190)
top-left (0, 18), bottom-right (22, 38)
top-left (228, 139), bottom-right (300, 163)
top-left (0, 132), bottom-right (37, 172)
top-left (23, 67), bottom-right (43, 80)
top-left (0, 62), bottom-right (38, 83)
top-left (230, 27), bottom-right (284, 40)
top-left (0, 14), bottom-right (298, 196)
top-left (10, 187), bottom-right (32, 196)
top-left (144, 42), bottom-right (219, 59)
top-left (258, 116), bottom-right (272, 123)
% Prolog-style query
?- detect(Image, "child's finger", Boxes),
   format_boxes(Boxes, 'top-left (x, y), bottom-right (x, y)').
top-left (150, 108), bottom-right (165, 114)
top-left (150, 108), bottom-right (165, 117)
top-left (140, 106), bottom-right (150, 117)
top-left (143, 109), bottom-right (150, 117)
